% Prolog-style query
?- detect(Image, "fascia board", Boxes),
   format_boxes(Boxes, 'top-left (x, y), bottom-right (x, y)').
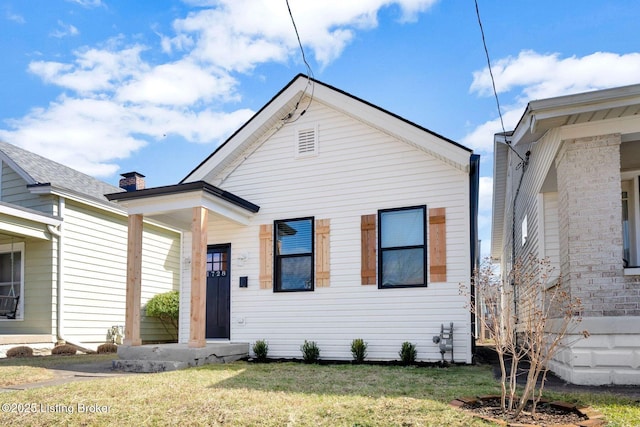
top-left (184, 79), bottom-right (309, 183)
top-left (314, 85), bottom-right (472, 171)
top-left (122, 190), bottom-right (254, 226)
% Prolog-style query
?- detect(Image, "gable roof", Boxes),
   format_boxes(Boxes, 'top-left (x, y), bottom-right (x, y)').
top-left (182, 74), bottom-right (473, 184)
top-left (0, 140), bottom-right (123, 208)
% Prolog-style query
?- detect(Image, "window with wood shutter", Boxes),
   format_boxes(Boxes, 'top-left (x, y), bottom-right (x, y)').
top-left (378, 206), bottom-right (427, 288)
top-left (428, 207), bottom-right (447, 282)
top-left (315, 219), bottom-right (330, 288)
top-left (274, 217), bottom-right (314, 292)
top-left (361, 214), bottom-right (377, 285)
top-left (259, 224), bottom-right (273, 289)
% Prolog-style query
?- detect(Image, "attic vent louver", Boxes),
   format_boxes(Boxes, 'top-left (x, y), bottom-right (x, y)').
top-left (296, 125), bottom-right (318, 158)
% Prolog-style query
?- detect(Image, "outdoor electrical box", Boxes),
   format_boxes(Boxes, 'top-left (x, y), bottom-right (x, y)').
top-left (239, 276), bottom-right (248, 288)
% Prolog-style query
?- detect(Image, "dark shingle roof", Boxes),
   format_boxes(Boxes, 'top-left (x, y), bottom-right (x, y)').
top-left (0, 140), bottom-right (123, 205)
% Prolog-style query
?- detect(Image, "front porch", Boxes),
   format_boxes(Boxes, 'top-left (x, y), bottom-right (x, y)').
top-left (113, 342), bottom-right (249, 373)
top-left (105, 182), bottom-right (259, 371)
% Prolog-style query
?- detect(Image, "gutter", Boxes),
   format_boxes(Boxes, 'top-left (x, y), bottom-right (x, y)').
top-left (48, 197), bottom-right (94, 354)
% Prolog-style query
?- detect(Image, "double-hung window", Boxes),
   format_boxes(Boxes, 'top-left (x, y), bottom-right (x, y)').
top-left (378, 206), bottom-right (427, 288)
top-left (274, 217), bottom-right (314, 291)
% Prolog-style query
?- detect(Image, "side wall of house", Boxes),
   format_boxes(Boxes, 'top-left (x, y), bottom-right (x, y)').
top-left (1, 162), bottom-right (55, 214)
top-left (180, 99), bottom-right (473, 362)
top-left (62, 200), bottom-right (180, 345)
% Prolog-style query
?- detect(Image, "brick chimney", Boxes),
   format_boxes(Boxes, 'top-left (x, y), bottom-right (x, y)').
top-left (119, 172), bottom-right (145, 192)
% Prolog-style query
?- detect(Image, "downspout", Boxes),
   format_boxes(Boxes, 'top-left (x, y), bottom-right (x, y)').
top-left (469, 154), bottom-right (480, 357)
top-left (510, 151), bottom-right (530, 327)
top-left (47, 197), bottom-right (93, 353)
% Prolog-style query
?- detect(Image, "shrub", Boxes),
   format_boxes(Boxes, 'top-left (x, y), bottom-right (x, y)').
top-left (6, 345), bottom-right (33, 358)
top-left (399, 341), bottom-right (417, 365)
top-left (51, 344), bottom-right (77, 356)
top-left (252, 339), bottom-right (269, 362)
top-left (350, 338), bottom-right (368, 363)
top-left (300, 340), bottom-right (320, 364)
top-left (97, 343), bottom-right (118, 354)
top-left (145, 290), bottom-right (179, 341)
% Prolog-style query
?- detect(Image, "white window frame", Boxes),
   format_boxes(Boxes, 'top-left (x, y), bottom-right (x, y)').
top-left (0, 242), bottom-right (25, 321)
top-left (621, 171), bottom-right (640, 273)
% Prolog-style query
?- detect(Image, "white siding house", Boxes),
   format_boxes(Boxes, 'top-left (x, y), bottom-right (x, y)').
top-left (492, 84), bottom-right (640, 385)
top-left (109, 75), bottom-right (480, 362)
top-left (0, 142), bottom-right (180, 351)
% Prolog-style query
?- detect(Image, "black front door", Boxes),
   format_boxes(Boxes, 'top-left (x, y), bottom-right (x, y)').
top-left (205, 244), bottom-right (230, 339)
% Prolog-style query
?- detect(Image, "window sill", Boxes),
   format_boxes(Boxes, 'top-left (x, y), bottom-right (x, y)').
top-left (623, 267), bottom-right (640, 276)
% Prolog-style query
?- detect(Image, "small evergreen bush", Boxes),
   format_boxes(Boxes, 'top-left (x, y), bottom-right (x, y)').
top-left (6, 345), bottom-right (33, 358)
top-left (252, 339), bottom-right (269, 362)
top-left (97, 343), bottom-right (118, 354)
top-left (145, 290), bottom-right (179, 341)
top-left (350, 338), bottom-right (368, 363)
top-left (51, 344), bottom-right (77, 356)
top-left (399, 341), bottom-right (417, 365)
top-left (300, 340), bottom-right (320, 364)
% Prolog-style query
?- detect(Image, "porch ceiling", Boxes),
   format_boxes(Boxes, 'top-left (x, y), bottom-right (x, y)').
top-left (105, 181), bottom-right (259, 230)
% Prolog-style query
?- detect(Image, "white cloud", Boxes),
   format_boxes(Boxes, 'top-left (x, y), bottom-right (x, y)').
top-left (66, 0), bottom-right (104, 8)
top-left (29, 44), bottom-right (148, 94)
top-left (5, 11), bottom-right (25, 24)
top-left (167, 0), bottom-right (438, 69)
top-left (3, 1), bottom-right (438, 177)
top-left (50, 20), bottom-right (79, 38)
top-left (116, 60), bottom-right (238, 106)
top-left (463, 50), bottom-right (640, 153)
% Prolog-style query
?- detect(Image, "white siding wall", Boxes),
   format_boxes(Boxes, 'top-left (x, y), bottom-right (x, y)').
top-left (62, 200), bottom-right (180, 344)
top-left (181, 100), bottom-right (473, 362)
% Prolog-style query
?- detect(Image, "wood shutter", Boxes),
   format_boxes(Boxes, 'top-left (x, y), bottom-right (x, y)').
top-left (361, 214), bottom-right (377, 285)
top-left (315, 219), bottom-right (330, 288)
top-left (429, 207), bottom-right (447, 282)
top-left (259, 224), bottom-right (273, 289)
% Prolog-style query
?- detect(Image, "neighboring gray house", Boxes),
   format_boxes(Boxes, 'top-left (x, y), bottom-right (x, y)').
top-left (0, 141), bottom-right (180, 351)
top-left (492, 84), bottom-right (640, 385)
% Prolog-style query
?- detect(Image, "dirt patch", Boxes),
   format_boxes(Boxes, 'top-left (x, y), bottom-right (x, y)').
top-left (451, 395), bottom-right (606, 427)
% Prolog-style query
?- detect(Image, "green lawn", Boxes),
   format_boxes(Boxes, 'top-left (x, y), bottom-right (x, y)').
top-left (0, 357), bottom-right (638, 426)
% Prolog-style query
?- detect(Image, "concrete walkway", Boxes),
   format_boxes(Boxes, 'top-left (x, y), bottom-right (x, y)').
top-left (0, 359), bottom-right (140, 392)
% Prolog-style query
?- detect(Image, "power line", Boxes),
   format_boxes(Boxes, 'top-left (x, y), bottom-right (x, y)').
top-left (284, 0), bottom-right (314, 123)
top-left (474, 0), bottom-right (525, 163)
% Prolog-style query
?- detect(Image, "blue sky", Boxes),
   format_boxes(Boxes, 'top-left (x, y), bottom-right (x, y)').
top-left (1, 0), bottom-right (640, 256)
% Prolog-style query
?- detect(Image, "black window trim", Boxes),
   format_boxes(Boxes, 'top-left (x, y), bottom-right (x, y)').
top-left (274, 216), bottom-right (315, 292)
top-left (377, 205), bottom-right (428, 289)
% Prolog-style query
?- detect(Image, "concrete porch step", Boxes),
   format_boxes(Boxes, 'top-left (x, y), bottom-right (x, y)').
top-left (114, 342), bottom-right (249, 373)
top-left (112, 359), bottom-right (189, 373)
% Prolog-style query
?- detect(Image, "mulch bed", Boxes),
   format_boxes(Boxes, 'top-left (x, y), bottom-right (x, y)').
top-left (450, 395), bottom-right (606, 427)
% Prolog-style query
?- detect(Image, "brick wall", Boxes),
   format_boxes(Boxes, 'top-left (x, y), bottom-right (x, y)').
top-left (555, 133), bottom-right (635, 316)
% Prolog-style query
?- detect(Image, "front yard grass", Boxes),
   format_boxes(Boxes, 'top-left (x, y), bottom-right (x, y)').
top-left (0, 358), bottom-right (638, 426)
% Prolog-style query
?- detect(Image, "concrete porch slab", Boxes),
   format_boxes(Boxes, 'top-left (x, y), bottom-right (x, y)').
top-left (113, 342), bottom-right (249, 373)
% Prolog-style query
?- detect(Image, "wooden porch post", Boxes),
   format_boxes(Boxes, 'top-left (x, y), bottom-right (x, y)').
top-left (189, 206), bottom-right (208, 348)
top-left (124, 214), bottom-right (143, 346)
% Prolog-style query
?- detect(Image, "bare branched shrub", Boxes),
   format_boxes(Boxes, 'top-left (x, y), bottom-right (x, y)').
top-left (464, 256), bottom-right (588, 421)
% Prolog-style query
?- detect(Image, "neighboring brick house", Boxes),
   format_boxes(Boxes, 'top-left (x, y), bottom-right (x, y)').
top-left (492, 84), bottom-right (640, 385)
